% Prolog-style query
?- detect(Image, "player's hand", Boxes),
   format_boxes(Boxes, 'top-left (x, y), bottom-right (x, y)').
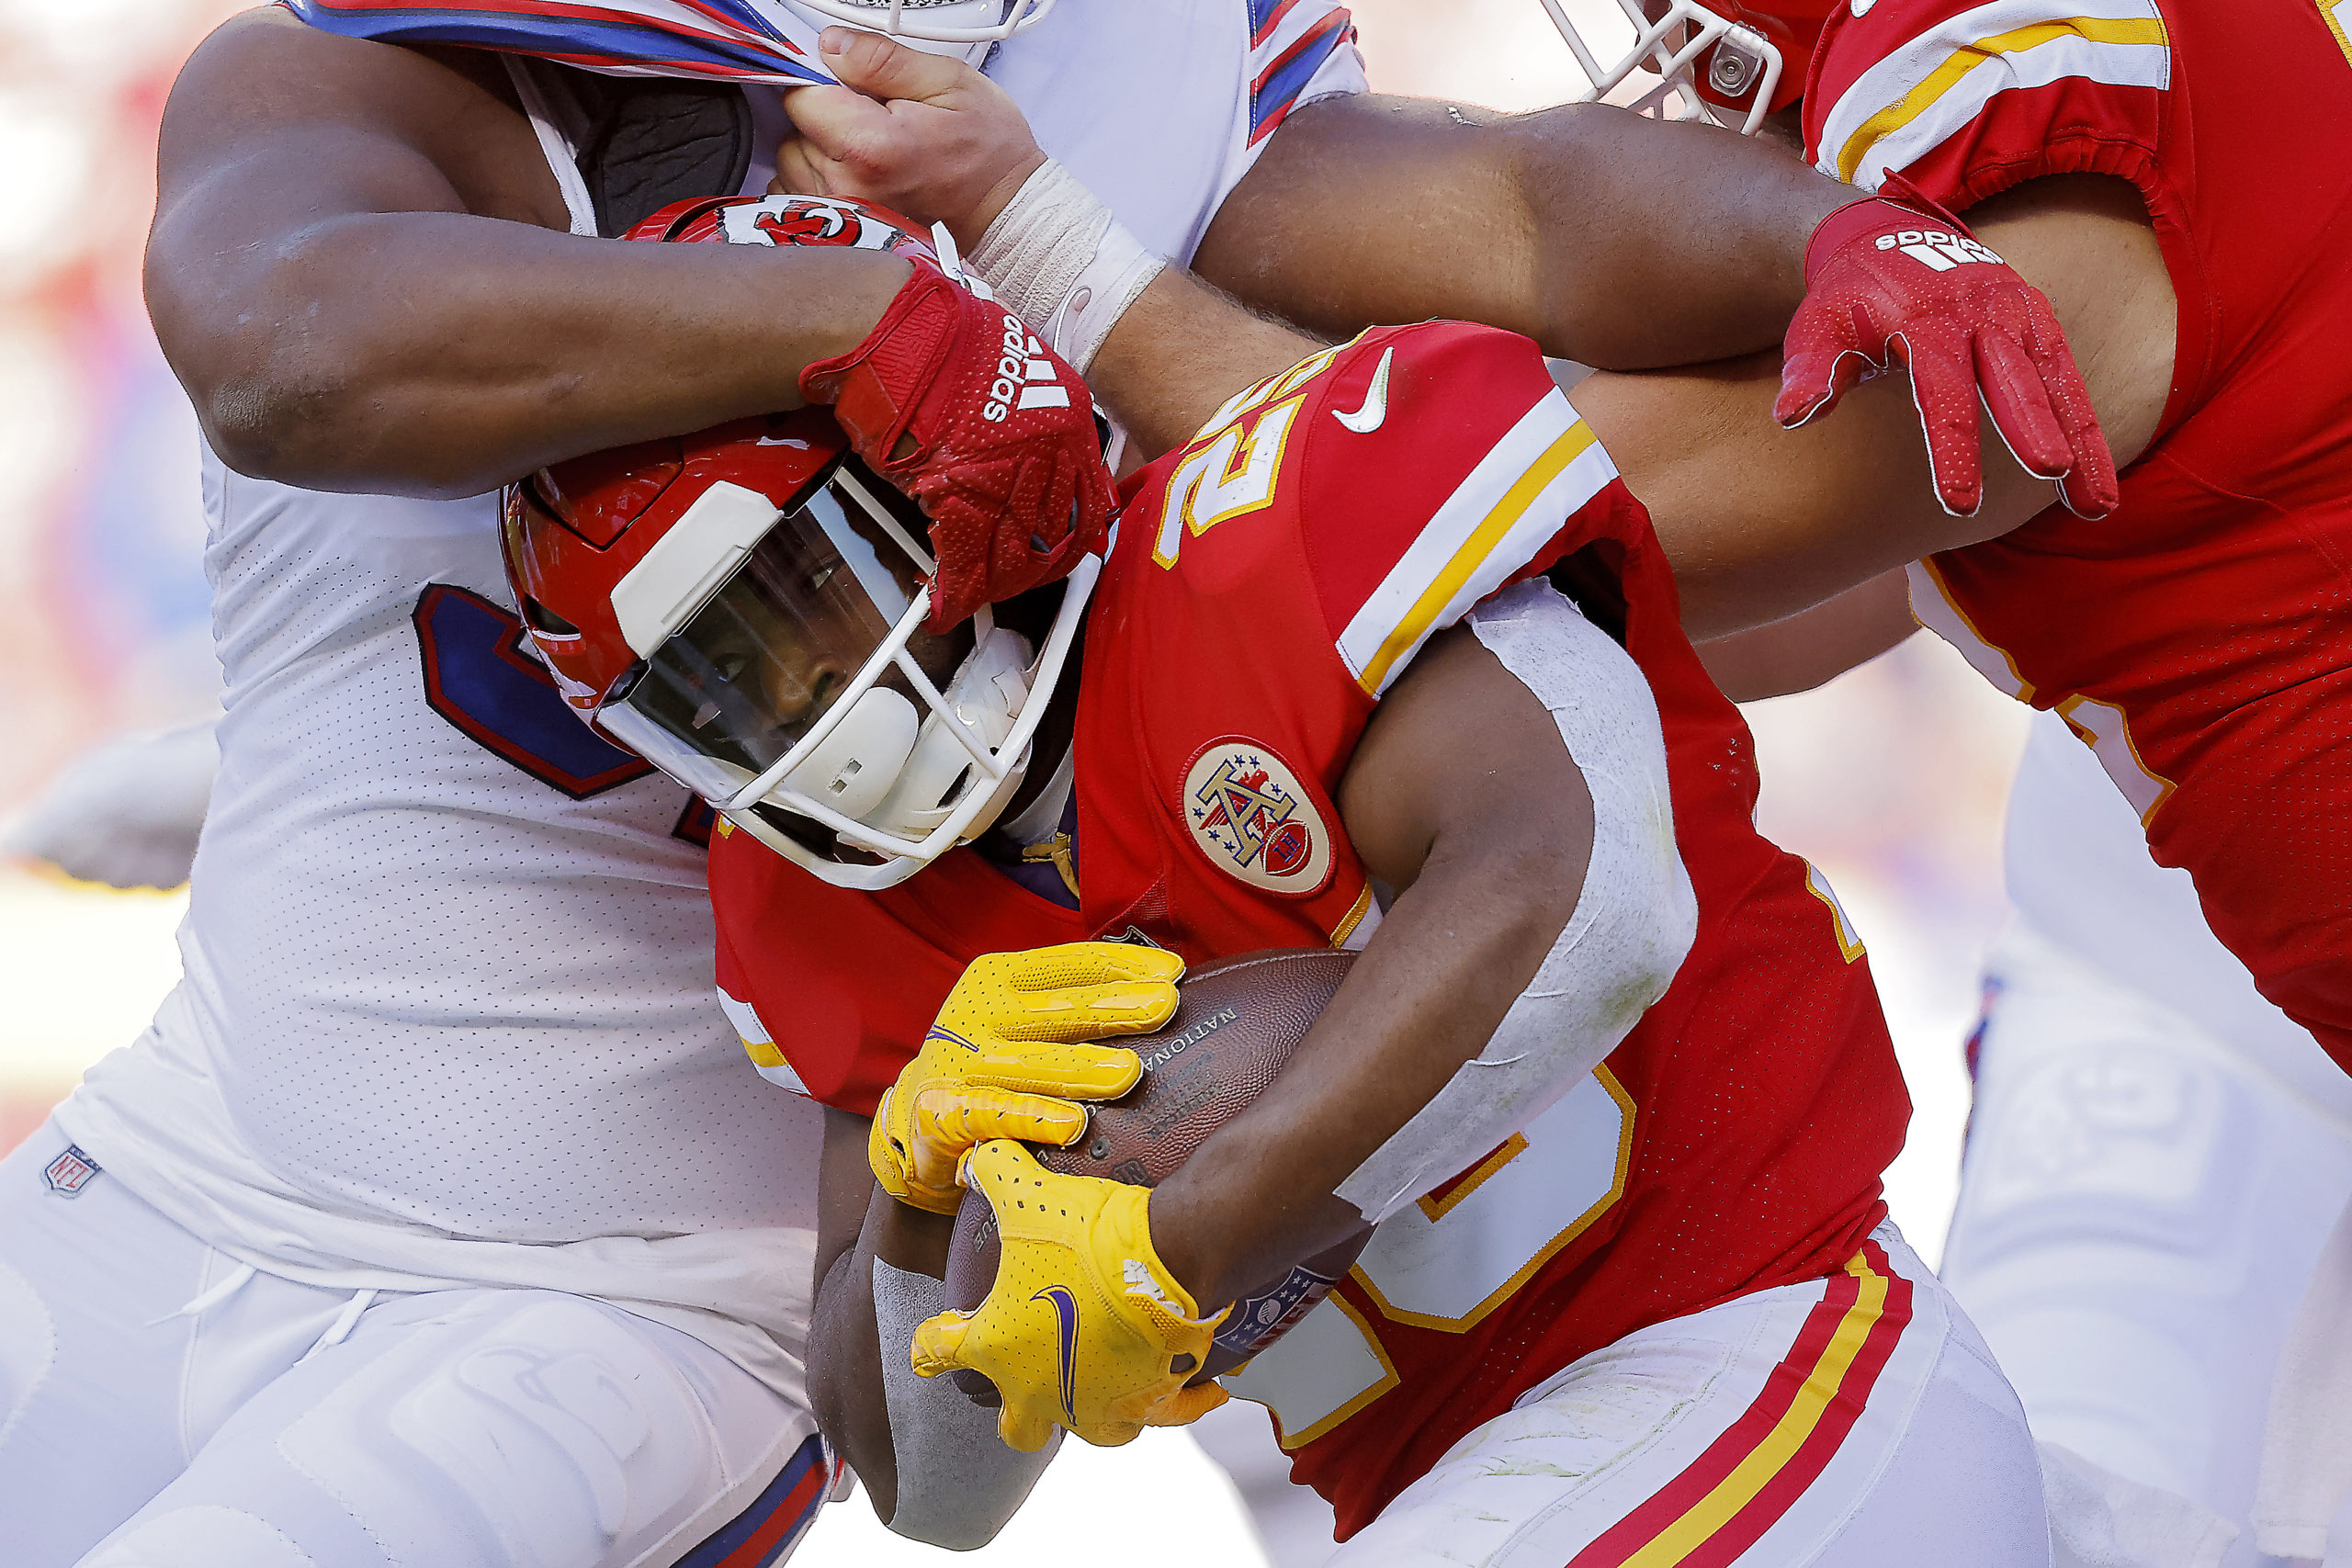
top-left (911, 1138), bottom-right (1229, 1450)
top-left (870, 943), bottom-right (1182, 1213)
top-left (1774, 181), bottom-right (2120, 521)
top-left (775, 28), bottom-right (1047, 251)
top-left (797, 250), bottom-right (1116, 630)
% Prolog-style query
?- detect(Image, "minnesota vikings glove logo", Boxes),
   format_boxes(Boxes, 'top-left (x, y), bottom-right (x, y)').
top-left (1032, 1285), bottom-right (1081, 1423)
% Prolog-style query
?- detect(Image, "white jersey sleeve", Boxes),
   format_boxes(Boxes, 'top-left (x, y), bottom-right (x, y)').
top-left (985, 2), bottom-right (1365, 265)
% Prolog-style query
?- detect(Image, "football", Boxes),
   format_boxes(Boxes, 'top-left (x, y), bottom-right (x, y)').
top-left (942, 946), bottom-right (1372, 1383)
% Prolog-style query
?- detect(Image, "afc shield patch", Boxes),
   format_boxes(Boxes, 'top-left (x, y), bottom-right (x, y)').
top-left (1181, 739), bottom-right (1333, 896)
top-left (42, 1145), bottom-right (100, 1197)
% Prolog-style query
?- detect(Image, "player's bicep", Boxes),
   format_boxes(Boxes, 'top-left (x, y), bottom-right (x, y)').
top-left (1193, 94), bottom-right (1539, 345)
top-left (150, 11), bottom-right (560, 321)
top-left (1340, 624), bottom-right (1591, 903)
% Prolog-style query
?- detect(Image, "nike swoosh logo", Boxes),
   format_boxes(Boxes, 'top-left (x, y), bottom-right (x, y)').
top-left (1032, 1286), bottom-right (1080, 1422)
top-left (1333, 346), bottom-right (1393, 434)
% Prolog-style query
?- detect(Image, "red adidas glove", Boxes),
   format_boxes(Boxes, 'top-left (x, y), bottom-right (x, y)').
top-left (799, 261), bottom-right (1114, 631)
top-left (1773, 178), bottom-right (2119, 521)
top-left (628, 192), bottom-right (1114, 633)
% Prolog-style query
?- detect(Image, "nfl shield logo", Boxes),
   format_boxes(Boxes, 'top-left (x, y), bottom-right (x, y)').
top-left (42, 1145), bottom-right (99, 1198)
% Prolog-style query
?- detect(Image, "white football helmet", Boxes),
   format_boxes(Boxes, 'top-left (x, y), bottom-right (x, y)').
top-left (1539, 0), bottom-right (1813, 135)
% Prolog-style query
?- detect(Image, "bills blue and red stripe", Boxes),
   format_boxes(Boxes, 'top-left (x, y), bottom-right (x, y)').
top-left (1246, 1), bottom-right (1356, 144)
top-left (279, 0), bottom-right (839, 85)
top-left (673, 1433), bottom-right (832, 1568)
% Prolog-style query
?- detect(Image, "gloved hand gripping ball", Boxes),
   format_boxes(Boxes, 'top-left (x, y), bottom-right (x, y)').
top-left (871, 942), bottom-right (1182, 1213)
top-left (911, 1138), bottom-right (1229, 1451)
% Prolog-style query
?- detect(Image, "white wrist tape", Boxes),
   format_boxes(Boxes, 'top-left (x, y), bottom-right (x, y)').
top-left (872, 1258), bottom-right (1058, 1548)
top-left (970, 158), bottom-right (1166, 374)
top-left (1335, 580), bottom-right (1700, 1224)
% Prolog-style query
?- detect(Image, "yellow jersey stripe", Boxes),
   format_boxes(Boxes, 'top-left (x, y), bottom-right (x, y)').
top-left (1619, 1256), bottom-right (1892, 1567)
top-left (1835, 16), bottom-right (2170, 182)
top-left (1353, 421), bottom-right (1600, 697)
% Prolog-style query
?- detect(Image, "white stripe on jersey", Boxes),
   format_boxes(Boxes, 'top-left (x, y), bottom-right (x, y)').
top-left (1813, 0), bottom-right (2169, 189)
top-left (1905, 558), bottom-right (2033, 699)
top-left (719, 987), bottom-right (811, 1094)
top-left (1337, 390), bottom-right (1618, 698)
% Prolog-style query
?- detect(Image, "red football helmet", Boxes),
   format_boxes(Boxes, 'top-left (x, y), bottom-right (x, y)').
top-left (503, 411), bottom-right (1095, 890)
top-left (501, 194), bottom-right (1098, 889)
top-left (1541, 0), bottom-right (1838, 133)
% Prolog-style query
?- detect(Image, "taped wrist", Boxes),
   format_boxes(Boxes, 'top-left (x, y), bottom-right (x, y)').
top-left (1335, 580), bottom-right (1701, 1224)
top-left (970, 158), bottom-right (1165, 374)
top-left (872, 1258), bottom-right (1058, 1548)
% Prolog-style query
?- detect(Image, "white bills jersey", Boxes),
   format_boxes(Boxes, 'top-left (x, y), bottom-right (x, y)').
top-left (55, 1), bottom-right (1365, 1398)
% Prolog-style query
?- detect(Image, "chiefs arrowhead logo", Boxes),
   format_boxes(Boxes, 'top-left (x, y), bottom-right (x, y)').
top-left (1181, 739), bottom-right (1333, 896)
top-left (715, 195), bottom-right (930, 258)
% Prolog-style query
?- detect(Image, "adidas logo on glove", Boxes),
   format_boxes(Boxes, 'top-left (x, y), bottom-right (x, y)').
top-left (983, 311), bottom-right (1073, 424)
top-left (1874, 229), bottom-right (2005, 273)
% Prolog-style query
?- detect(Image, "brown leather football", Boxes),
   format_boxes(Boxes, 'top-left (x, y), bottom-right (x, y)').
top-left (942, 946), bottom-right (1371, 1383)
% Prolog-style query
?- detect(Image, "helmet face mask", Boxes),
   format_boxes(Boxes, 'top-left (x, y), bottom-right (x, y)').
top-left (508, 423), bottom-right (1098, 891)
top-left (776, 0), bottom-right (1058, 61)
top-left (1539, 0), bottom-right (1792, 134)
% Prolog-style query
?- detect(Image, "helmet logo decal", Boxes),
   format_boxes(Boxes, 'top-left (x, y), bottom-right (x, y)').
top-left (1182, 739), bottom-right (1333, 896)
top-left (718, 194), bottom-right (922, 254)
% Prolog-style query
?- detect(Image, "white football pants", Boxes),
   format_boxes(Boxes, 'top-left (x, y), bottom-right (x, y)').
top-left (1224, 1223), bottom-right (2045, 1568)
top-left (1942, 925), bottom-right (2352, 1568)
top-left (0, 1122), bottom-right (828, 1568)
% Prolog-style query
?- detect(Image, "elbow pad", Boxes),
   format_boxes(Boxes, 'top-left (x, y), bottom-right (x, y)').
top-left (1336, 581), bottom-right (1699, 1224)
top-left (871, 1258), bottom-right (1059, 1549)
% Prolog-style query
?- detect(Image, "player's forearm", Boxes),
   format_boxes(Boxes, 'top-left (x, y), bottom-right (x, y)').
top-left (1085, 268), bottom-right (1328, 462)
top-left (1149, 839), bottom-right (1575, 1310)
top-left (150, 211), bottom-right (910, 499)
top-left (1193, 96), bottom-right (1849, 371)
top-left (808, 1232), bottom-right (895, 1500)
top-left (1150, 636), bottom-right (1595, 1307)
top-left (1693, 570), bottom-right (1919, 701)
top-left (1504, 107), bottom-right (1849, 367)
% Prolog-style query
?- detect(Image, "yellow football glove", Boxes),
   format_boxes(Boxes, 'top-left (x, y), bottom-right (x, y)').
top-left (870, 942), bottom-right (1183, 1213)
top-left (911, 1138), bottom-right (1230, 1450)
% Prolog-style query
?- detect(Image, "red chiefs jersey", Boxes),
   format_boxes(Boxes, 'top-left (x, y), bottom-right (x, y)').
top-left (1804, 0), bottom-right (2352, 1060)
top-left (709, 322), bottom-right (1904, 1534)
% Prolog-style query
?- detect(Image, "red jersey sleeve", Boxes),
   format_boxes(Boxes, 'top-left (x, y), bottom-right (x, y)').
top-left (1803, 0), bottom-right (2173, 209)
top-left (1280, 321), bottom-right (1649, 699)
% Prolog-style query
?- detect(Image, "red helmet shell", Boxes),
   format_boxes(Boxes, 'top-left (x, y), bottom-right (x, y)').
top-left (503, 412), bottom-right (852, 715)
top-left (504, 192), bottom-right (938, 716)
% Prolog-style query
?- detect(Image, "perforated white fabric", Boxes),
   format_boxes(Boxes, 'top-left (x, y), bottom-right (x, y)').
top-left (55, 454), bottom-right (826, 1395)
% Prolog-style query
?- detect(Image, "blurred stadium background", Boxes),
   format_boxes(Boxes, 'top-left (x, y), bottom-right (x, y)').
top-left (0, 3), bottom-right (2028, 1562)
